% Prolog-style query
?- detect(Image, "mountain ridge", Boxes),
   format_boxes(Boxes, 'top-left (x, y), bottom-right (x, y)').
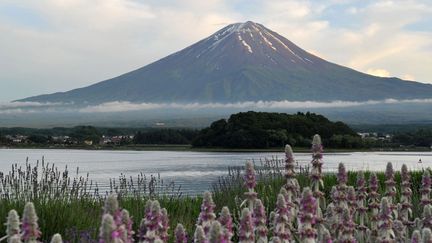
top-left (19, 21), bottom-right (432, 104)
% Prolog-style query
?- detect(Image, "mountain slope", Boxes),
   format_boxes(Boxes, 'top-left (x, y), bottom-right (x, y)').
top-left (20, 21), bottom-right (432, 104)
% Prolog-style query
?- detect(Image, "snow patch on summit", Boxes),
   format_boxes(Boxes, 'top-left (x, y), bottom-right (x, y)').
top-left (261, 28), bottom-right (307, 63)
top-left (237, 34), bottom-right (253, 53)
top-left (197, 21), bottom-right (312, 61)
top-left (250, 24), bottom-right (276, 51)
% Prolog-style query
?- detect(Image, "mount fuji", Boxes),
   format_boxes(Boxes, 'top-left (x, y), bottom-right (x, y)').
top-left (20, 21), bottom-right (432, 104)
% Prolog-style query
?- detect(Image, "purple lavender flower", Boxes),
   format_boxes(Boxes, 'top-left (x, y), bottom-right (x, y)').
top-left (99, 214), bottom-right (117, 243)
top-left (174, 224), bottom-right (187, 243)
top-left (121, 209), bottom-right (134, 243)
top-left (311, 134), bottom-right (325, 208)
top-left (244, 161), bottom-right (256, 190)
top-left (421, 170), bottom-right (432, 207)
top-left (159, 208), bottom-right (169, 242)
top-left (218, 207), bottom-right (233, 242)
top-left (285, 145), bottom-right (300, 205)
top-left (356, 171), bottom-right (367, 198)
top-left (422, 204), bottom-right (432, 229)
top-left (50, 233), bottom-right (63, 243)
top-left (253, 199), bottom-right (268, 242)
top-left (194, 226), bottom-right (207, 243)
top-left (21, 202), bottom-right (41, 242)
top-left (138, 218), bottom-right (146, 242)
top-left (284, 144), bottom-right (300, 212)
top-left (148, 201), bottom-right (162, 230)
top-left (422, 228), bottom-right (432, 243)
top-left (208, 221), bottom-right (223, 243)
top-left (243, 161), bottom-right (258, 212)
top-left (272, 194), bottom-right (292, 241)
top-left (281, 187), bottom-right (299, 227)
top-left (104, 194), bottom-right (119, 216)
top-left (138, 200), bottom-right (152, 241)
top-left (299, 187), bottom-right (318, 242)
top-left (238, 208), bottom-right (254, 243)
top-left (8, 235), bottom-right (22, 243)
top-left (270, 236), bottom-right (281, 243)
top-left (6, 210), bottom-right (20, 239)
top-left (356, 172), bottom-right (368, 218)
top-left (400, 164), bottom-right (412, 227)
top-left (142, 200), bottom-right (163, 242)
top-left (197, 191), bottom-right (216, 235)
top-left (337, 163), bottom-right (348, 186)
top-left (103, 193), bottom-right (125, 240)
top-left (347, 186), bottom-right (357, 213)
top-left (377, 197), bottom-right (394, 242)
top-left (401, 164), bottom-right (410, 182)
top-left (393, 219), bottom-right (407, 242)
top-left (339, 207), bottom-right (356, 243)
top-left (285, 144), bottom-right (296, 178)
top-left (312, 134), bottom-right (323, 160)
top-left (369, 172), bottom-right (379, 194)
top-left (369, 172), bottom-right (380, 233)
top-left (384, 163), bottom-right (396, 206)
top-left (324, 199), bottom-right (337, 236)
top-left (329, 163), bottom-right (350, 237)
top-left (411, 230), bottom-right (421, 243)
top-left (320, 227), bottom-right (332, 243)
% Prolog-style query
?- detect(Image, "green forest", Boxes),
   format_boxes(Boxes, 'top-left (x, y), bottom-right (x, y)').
top-left (192, 111), bottom-right (362, 148)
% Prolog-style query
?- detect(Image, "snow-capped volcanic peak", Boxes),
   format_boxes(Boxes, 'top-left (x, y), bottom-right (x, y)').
top-left (198, 21), bottom-right (312, 65)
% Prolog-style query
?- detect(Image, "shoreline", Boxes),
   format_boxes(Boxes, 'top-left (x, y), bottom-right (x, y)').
top-left (1, 144), bottom-right (431, 153)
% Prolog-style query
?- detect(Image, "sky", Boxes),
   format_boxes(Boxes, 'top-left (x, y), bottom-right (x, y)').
top-left (0, 0), bottom-right (431, 102)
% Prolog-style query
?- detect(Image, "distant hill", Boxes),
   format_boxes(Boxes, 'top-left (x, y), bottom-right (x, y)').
top-left (19, 21), bottom-right (432, 104)
top-left (192, 111), bottom-right (360, 148)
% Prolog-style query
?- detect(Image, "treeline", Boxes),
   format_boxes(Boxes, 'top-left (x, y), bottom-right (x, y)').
top-left (192, 111), bottom-right (362, 149)
top-left (351, 123), bottom-right (432, 134)
top-left (0, 126), bottom-right (104, 145)
top-left (0, 126), bottom-right (199, 145)
top-left (133, 129), bottom-right (199, 144)
top-left (392, 129), bottom-right (432, 147)
top-left (0, 127), bottom-right (142, 137)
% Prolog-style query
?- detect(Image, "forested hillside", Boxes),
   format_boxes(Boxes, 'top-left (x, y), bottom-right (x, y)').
top-left (192, 111), bottom-right (360, 148)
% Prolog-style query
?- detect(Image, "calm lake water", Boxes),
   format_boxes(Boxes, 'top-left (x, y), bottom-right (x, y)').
top-left (0, 149), bottom-right (431, 195)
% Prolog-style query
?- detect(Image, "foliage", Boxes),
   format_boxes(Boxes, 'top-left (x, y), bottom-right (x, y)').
top-left (27, 134), bottom-right (51, 144)
top-left (133, 129), bottom-right (199, 145)
top-left (192, 111), bottom-right (359, 148)
top-left (68, 126), bottom-right (102, 143)
top-left (393, 128), bottom-right (432, 147)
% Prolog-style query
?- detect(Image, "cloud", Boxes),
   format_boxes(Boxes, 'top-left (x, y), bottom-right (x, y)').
top-left (402, 74), bottom-right (416, 81)
top-left (366, 68), bottom-right (391, 77)
top-left (0, 101), bottom-right (66, 114)
top-left (0, 101), bottom-right (63, 109)
top-left (3, 98), bottom-right (432, 114)
top-left (77, 99), bottom-right (432, 113)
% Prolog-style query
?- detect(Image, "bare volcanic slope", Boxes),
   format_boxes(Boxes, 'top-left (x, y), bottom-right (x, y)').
top-left (20, 21), bottom-right (432, 104)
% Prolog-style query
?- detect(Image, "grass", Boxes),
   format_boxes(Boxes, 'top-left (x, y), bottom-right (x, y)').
top-left (0, 158), bottom-right (428, 242)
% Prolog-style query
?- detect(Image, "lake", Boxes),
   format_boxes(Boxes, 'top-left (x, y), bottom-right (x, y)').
top-left (0, 149), bottom-right (431, 195)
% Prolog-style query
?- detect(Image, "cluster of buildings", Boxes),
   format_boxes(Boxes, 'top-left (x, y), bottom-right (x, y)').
top-left (100, 135), bottom-right (134, 145)
top-left (2, 134), bottom-right (135, 146)
top-left (4, 135), bottom-right (29, 143)
top-left (357, 132), bottom-right (392, 141)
